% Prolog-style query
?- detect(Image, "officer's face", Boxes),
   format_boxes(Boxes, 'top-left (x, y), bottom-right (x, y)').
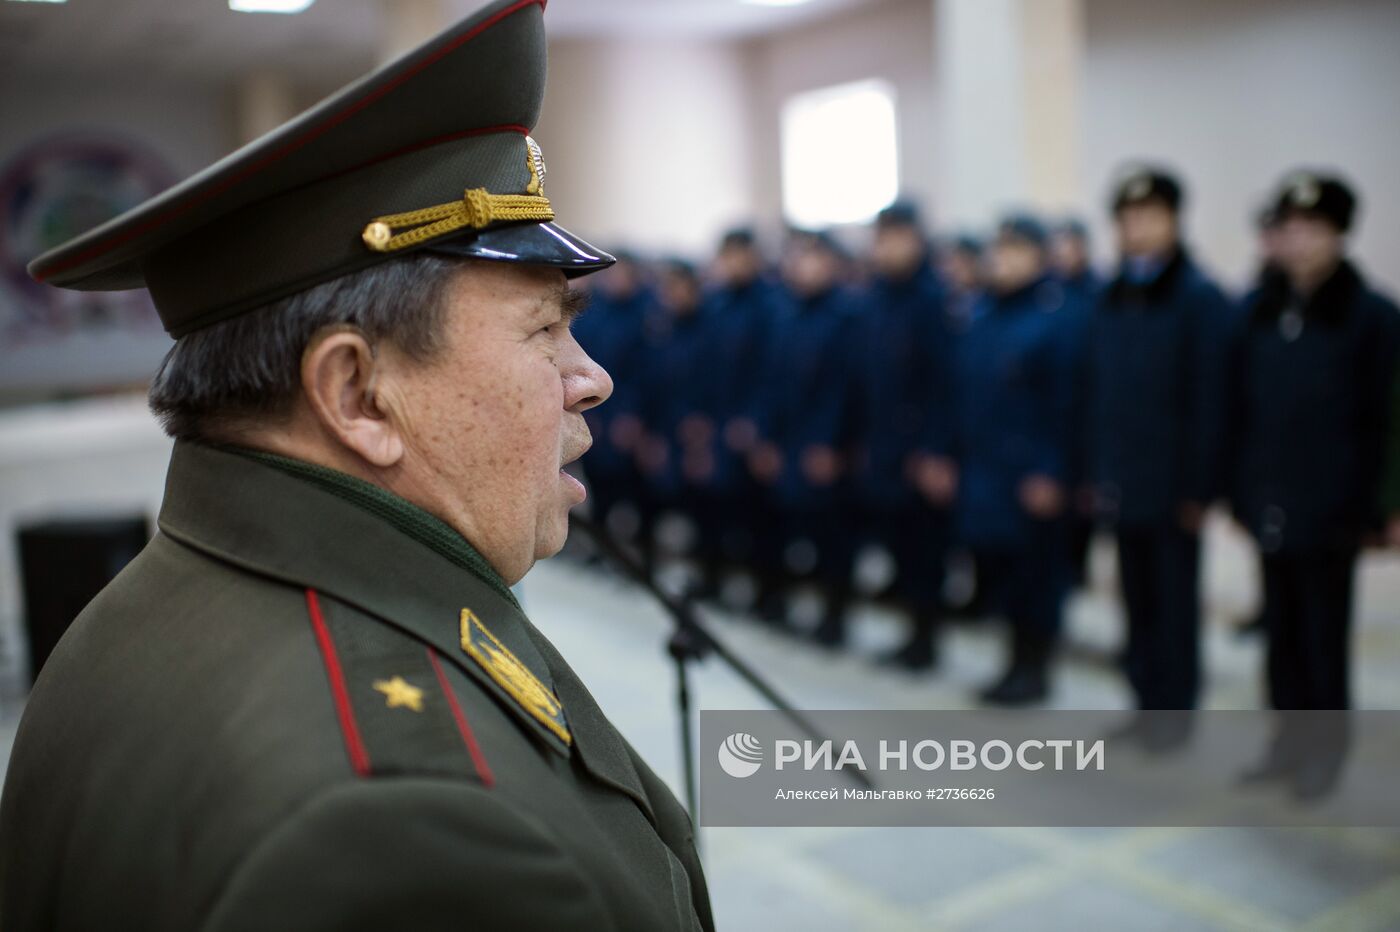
top-left (1277, 215), bottom-right (1344, 285)
top-left (390, 262), bottom-right (612, 583)
top-left (1115, 202), bottom-right (1177, 258)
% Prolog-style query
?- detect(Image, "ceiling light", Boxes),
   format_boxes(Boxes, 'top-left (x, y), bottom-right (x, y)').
top-left (5, 0), bottom-right (68, 5)
top-left (229, 0), bottom-right (315, 13)
top-left (741, 0), bottom-right (812, 7)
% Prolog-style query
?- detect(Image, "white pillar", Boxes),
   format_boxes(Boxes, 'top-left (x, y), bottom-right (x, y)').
top-left (1022, 0), bottom-right (1085, 212)
top-left (934, 0), bottom-right (1084, 227)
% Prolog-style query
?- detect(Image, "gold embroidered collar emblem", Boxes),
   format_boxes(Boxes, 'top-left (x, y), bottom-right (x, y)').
top-left (459, 608), bottom-right (571, 744)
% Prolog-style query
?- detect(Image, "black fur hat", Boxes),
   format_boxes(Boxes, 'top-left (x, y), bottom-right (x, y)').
top-left (1271, 170), bottom-right (1357, 232)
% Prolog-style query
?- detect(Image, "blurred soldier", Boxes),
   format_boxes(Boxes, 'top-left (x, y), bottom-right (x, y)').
top-left (1233, 204), bottom-right (1286, 638)
top-left (1389, 366), bottom-right (1400, 549)
top-left (936, 233), bottom-right (996, 620)
top-left (939, 234), bottom-right (985, 334)
top-left (1049, 217), bottom-right (1100, 593)
top-left (1086, 166), bottom-right (1232, 745)
top-left (749, 230), bottom-right (861, 646)
top-left (575, 254), bottom-right (655, 551)
top-left (634, 261), bottom-right (715, 571)
top-left (953, 215), bottom-right (1080, 704)
top-left (857, 201), bottom-right (954, 670)
top-left (697, 228), bottom-right (786, 598)
top-left (1229, 171), bottom-right (1400, 798)
top-left (1050, 218), bottom-right (1103, 306)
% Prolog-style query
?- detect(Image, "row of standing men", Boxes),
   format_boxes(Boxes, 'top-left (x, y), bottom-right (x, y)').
top-left (574, 165), bottom-right (1400, 787)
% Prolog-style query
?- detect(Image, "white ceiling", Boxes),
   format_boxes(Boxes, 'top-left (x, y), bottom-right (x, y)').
top-left (0, 0), bottom-right (879, 86)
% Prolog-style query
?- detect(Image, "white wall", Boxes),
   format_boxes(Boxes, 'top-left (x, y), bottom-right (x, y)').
top-left (743, 0), bottom-right (939, 237)
top-left (536, 38), bottom-right (754, 259)
top-left (1082, 0), bottom-right (1400, 294)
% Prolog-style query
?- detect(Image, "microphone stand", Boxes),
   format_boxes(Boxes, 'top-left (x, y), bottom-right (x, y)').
top-left (570, 513), bottom-right (874, 823)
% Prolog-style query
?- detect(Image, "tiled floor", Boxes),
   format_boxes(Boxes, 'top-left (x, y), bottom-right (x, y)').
top-left (3, 516), bottom-right (1399, 930)
top-left (519, 520), bottom-right (1400, 931)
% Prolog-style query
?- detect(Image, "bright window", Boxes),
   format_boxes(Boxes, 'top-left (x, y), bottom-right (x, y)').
top-left (780, 79), bottom-right (899, 228)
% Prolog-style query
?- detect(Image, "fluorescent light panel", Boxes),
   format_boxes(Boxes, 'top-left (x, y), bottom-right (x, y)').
top-left (229, 0), bottom-right (315, 13)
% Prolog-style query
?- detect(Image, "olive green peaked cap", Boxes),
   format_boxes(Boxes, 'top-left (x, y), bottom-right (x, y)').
top-left (27, 0), bottom-right (613, 337)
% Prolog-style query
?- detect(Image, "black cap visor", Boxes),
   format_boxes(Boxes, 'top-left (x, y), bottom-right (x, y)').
top-left (427, 220), bottom-right (615, 278)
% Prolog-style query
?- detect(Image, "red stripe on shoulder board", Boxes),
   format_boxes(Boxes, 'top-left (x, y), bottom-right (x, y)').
top-left (427, 647), bottom-right (496, 788)
top-left (36, 0), bottom-right (546, 282)
top-left (305, 589), bottom-right (372, 777)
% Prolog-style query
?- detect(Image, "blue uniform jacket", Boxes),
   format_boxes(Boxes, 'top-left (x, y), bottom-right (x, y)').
top-left (699, 277), bottom-right (787, 492)
top-left (1060, 268), bottom-right (1103, 309)
top-left (952, 276), bottom-right (1079, 549)
top-left (1227, 261), bottom-right (1400, 552)
top-left (853, 263), bottom-right (953, 510)
top-left (635, 306), bottom-right (716, 501)
top-left (1085, 250), bottom-right (1233, 528)
top-left (752, 284), bottom-right (861, 510)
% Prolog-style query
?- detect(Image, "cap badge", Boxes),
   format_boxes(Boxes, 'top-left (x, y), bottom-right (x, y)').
top-left (459, 608), bottom-right (571, 744)
top-left (1290, 177), bottom-right (1320, 208)
top-left (525, 135), bottom-right (547, 196)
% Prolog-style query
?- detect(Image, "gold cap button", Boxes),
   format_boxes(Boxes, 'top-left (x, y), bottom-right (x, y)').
top-left (362, 221), bottom-right (393, 251)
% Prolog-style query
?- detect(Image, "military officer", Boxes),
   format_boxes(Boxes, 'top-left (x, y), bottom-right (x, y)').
top-left (1229, 171), bottom-right (1399, 798)
top-left (856, 201), bottom-right (955, 670)
top-left (748, 229), bottom-right (861, 646)
top-left (951, 214), bottom-right (1081, 704)
top-left (1085, 166), bottom-right (1232, 746)
top-left (0, 3), bottom-right (713, 930)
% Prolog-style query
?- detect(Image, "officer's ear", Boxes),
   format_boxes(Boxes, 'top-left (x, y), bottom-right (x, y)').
top-left (299, 325), bottom-right (405, 469)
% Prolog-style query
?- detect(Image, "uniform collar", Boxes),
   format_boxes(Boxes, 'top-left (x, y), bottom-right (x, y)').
top-left (1250, 259), bottom-right (1362, 328)
top-left (156, 442), bottom-right (658, 822)
top-left (1107, 246), bottom-right (1190, 306)
top-left (234, 446), bottom-right (519, 609)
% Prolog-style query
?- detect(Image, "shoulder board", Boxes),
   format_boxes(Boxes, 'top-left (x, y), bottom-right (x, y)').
top-left (305, 589), bottom-right (493, 784)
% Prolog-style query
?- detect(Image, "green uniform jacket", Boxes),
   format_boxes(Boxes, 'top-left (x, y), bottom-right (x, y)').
top-left (0, 442), bottom-right (714, 931)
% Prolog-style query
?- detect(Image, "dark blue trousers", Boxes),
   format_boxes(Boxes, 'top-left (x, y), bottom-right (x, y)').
top-left (1116, 524), bottom-right (1202, 709)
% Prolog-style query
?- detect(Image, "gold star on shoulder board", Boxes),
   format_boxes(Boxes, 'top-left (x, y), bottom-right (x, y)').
top-left (373, 675), bottom-right (425, 712)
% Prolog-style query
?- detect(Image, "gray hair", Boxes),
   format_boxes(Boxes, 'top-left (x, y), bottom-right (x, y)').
top-left (149, 253), bottom-right (461, 441)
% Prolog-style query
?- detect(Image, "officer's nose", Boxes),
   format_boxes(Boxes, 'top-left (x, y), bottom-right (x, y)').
top-left (562, 334), bottom-right (612, 414)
